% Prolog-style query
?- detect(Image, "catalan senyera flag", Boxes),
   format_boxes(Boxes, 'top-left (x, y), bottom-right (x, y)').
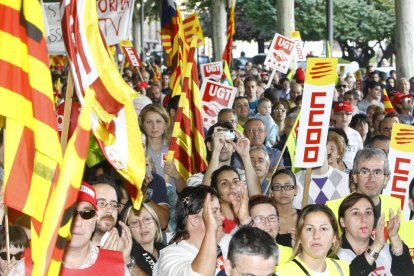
top-left (34, 93), bottom-right (93, 276)
top-left (161, 0), bottom-right (188, 95)
top-left (62, 0), bottom-right (145, 208)
top-left (383, 88), bottom-right (395, 113)
top-left (222, 0), bottom-right (235, 66)
top-left (183, 12), bottom-right (205, 47)
top-left (0, 0), bottom-right (62, 221)
top-left (167, 37), bottom-right (207, 180)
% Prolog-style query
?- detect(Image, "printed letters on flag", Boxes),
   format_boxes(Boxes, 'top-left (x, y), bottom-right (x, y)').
top-left (294, 58), bottom-right (338, 168)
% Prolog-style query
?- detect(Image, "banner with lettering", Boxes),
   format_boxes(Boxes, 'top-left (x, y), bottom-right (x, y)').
top-left (200, 80), bottom-right (237, 129)
top-left (290, 31), bottom-right (306, 62)
top-left (43, 3), bottom-right (65, 54)
top-left (200, 62), bottom-right (223, 81)
top-left (43, 1), bottom-right (135, 53)
top-left (384, 123), bottom-right (414, 219)
top-left (264, 33), bottom-right (295, 74)
top-left (294, 58), bottom-right (338, 168)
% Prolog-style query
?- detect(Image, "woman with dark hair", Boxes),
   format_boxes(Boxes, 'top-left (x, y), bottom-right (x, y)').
top-left (271, 100), bottom-right (290, 136)
top-left (278, 204), bottom-right (349, 275)
top-left (337, 193), bottom-right (414, 275)
top-left (0, 225), bottom-right (29, 275)
top-left (270, 169), bottom-right (299, 247)
top-left (211, 165), bottom-right (243, 234)
top-left (350, 114), bottom-right (372, 145)
top-left (154, 185), bottom-right (224, 275)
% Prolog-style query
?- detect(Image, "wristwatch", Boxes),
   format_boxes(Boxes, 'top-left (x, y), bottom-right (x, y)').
top-left (126, 256), bottom-right (136, 268)
top-left (366, 248), bottom-right (379, 260)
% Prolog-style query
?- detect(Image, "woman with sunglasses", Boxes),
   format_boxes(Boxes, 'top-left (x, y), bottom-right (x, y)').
top-left (270, 169), bottom-right (300, 247)
top-left (337, 193), bottom-right (414, 275)
top-left (278, 204), bottom-right (349, 276)
top-left (0, 225), bottom-right (29, 274)
top-left (124, 203), bottom-right (165, 275)
top-left (10, 182), bottom-right (131, 275)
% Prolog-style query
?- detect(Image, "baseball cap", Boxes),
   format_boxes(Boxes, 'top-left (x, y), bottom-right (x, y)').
top-left (334, 101), bottom-right (353, 113)
top-left (392, 92), bottom-right (412, 107)
top-left (78, 182), bottom-right (98, 210)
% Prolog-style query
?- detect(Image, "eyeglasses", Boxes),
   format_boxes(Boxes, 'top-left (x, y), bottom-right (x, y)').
top-left (0, 251), bottom-right (24, 261)
top-left (252, 215), bottom-right (279, 225)
top-left (128, 217), bottom-right (154, 228)
top-left (273, 108), bottom-right (286, 112)
top-left (244, 128), bottom-right (265, 134)
top-left (271, 184), bottom-right (295, 191)
top-left (97, 199), bottom-right (121, 210)
top-left (356, 168), bottom-right (385, 178)
top-left (73, 210), bottom-right (96, 220)
top-left (338, 85), bottom-right (347, 88)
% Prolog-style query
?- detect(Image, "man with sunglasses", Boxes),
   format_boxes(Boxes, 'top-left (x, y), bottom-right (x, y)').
top-left (10, 182), bottom-right (130, 275)
top-left (89, 174), bottom-right (135, 271)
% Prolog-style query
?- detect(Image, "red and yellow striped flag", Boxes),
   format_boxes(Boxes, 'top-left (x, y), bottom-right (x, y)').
top-left (183, 13), bottom-right (205, 47)
top-left (0, 0), bottom-right (62, 221)
top-left (222, 0), bottom-right (235, 66)
top-left (167, 38), bottom-right (208, 180)
top-left (161, 0), bottom-right (188, 94)
top-left (383, 88), bottom-right (395, 113)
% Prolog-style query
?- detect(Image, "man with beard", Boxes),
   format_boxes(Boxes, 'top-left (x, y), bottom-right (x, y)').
top-left (89, 174), bottom-right (136, 271)
top-left (186, 121), bottom-right (261, 196)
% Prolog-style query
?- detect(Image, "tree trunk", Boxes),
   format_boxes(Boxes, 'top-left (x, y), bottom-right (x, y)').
top-left (395, 0), bottom-right (414, 78)
top-left (211, 0), bottom-right (227, 61)
top-left (132, 4), bottom-right (143, 59)
top-left (276, 0), bottom-right (295, 37)
top-left (257, 39), bottom-right (265, 53)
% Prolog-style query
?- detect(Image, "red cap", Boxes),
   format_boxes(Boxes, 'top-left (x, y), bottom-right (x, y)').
top-left (334, 101), bottom-right (353, 113)
top-left (392, 92), bottom-right (412, 107)
top-left (295, 68), bottom-right (305, 82)
top-left (78, 182), bottom-right (98, 210)
top-left (260, 71), bottom-right (269, 77)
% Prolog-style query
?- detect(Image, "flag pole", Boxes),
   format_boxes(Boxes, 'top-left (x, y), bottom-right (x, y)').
top-left (266, 69), bottom-right (276, 89)
top-left (4, 206), bottom-right (10, 264)
top-left (302, 168), bottom-right (312, 208)
top-left (60, 71), bottom-right (75, 153)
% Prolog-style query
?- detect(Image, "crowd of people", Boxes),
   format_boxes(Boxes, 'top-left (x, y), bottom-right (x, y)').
top-left (1, 58), bottom-right (414, 276)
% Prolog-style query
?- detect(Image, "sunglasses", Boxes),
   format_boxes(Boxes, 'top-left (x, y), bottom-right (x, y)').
top-left (73, 210), bottom-right (96, 220)
top-left (0, 251), bottom-right (24, 261)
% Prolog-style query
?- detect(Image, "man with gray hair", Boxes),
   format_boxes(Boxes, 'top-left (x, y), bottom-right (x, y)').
top-left (249, 146), bottom-right (271, 195)
top-left (224, 226), bottom-right (278, 276)
top-left (326, 148), bottom-right (403, 225)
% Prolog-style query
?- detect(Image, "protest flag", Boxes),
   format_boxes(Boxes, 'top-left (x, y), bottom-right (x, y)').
top-left (220, 60), bottom-right (234, 87)
top-left (62, 0), bottom-right (145, 209)
top-left (383, 88), bottom-right (395, 113)
top-left (167, 37), bottom-right (208, 180)
top-left (222, 0), bottom-right (235, 66)
top-left (34, 93), bottom-right (93, 275)
top-left (0, 0), bottom-right (62, 223)
top-left (161, 0), bottom-right (188, 94)
top-left (0, 0), bottom-right (65, 273)
top-left (183, 12), bottom-right (205, 47)
top-left (286, 112), bottom-right (301, 173)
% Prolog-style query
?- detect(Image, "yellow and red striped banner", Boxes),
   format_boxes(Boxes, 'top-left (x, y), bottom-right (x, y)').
top-left (167, 37), bottom-right (207, 180)
top-left (0, 0), bottom-right (62, 222)
top-left (222, 0), bottom-right (235, 66)
top-left (383, 88), bottom-right (395, 113)
top-left (183, 13), bottom-right (205, 47)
